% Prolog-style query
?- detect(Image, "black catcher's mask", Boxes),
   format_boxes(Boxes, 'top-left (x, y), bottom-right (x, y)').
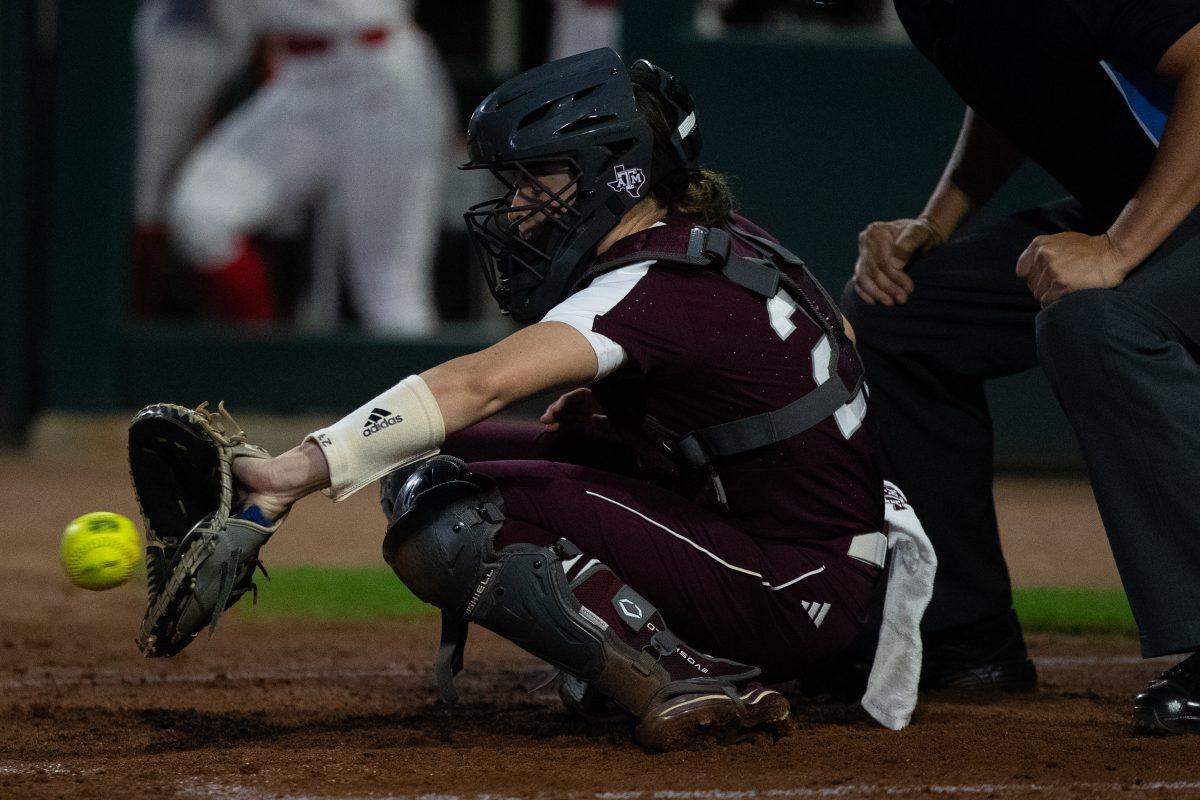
top-left (462, 48), bottom-right (701, 322)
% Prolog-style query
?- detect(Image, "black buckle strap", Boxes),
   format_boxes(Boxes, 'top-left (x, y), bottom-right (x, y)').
top-left (436, 611), bottom-right (469, 703)
top-left (722, 257), bottom-right (780, 299)
top-left (458, 502), bottom-right (505, 527)
top-left (477, 502), bottom-right (505, 525)
top-left (651, 630), bottom-right (680, 657)
top-left (675, 435), bottom-right (710, 468)
top-left (729, 224), bottom-right (805, 267)
top-left (687, 225), bottom-right (731, 265)
top-left (633, 630), bottom-right (681, 676)
top-left (604, 226), bottom-right (730, 272)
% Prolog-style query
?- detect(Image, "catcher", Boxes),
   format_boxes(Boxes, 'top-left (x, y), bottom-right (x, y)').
top-left (128, 49), bottom-right (934, 751)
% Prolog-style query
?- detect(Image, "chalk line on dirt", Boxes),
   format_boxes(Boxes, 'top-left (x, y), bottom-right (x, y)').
top-left (0, 656), bottom-right (1167, 692)
top-left (0, 762), bottom-right (76, 777)
top-left (173, 779), bottom-right (1200, 800)
top-left (0, 665), bottom-right (429, 691)
top-left (1036, 656), bottom-right (1170, 667)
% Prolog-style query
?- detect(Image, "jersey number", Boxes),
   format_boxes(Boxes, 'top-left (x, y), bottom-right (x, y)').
top-left (769, 289), bottom-right (867, 441)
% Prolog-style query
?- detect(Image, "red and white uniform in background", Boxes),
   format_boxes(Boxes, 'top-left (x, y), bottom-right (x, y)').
top-left (550, 0), bottom-right (620, 60)
top-left (134, 0), bottom-right (452, 332)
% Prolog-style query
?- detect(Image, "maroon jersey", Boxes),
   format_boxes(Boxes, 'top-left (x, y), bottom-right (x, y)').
top-left (542, 215), bottom-right (884, 541)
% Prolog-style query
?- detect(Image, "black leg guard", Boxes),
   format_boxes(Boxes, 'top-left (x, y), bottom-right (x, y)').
top-left (381, 456), bottom-right (762, 721)
top-left (381, 456), bottom-right (504, 702)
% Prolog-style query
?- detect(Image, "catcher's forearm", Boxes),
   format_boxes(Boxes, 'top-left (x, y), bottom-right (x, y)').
top-left (306, 375), bottom-right (446, 501)
top-left (291, 324), bottom-right (598, 504)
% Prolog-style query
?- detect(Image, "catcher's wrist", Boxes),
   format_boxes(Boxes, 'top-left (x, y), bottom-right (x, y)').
top-left (270, 441), bottom-right (331, 503)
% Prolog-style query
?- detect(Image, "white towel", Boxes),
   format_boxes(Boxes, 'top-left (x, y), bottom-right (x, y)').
top-left (860, 480), bottom-right (938, 730)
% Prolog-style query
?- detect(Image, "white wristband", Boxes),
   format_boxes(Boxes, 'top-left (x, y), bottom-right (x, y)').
top-left (306, 375), bottom-right (446, 501)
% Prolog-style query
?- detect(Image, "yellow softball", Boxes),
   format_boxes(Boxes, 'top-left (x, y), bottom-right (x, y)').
top-left (61, 512), bottom-right (142, 591)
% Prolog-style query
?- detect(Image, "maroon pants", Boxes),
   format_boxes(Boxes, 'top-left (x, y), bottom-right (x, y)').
top-left (444, 420), bottom-right (883, 682)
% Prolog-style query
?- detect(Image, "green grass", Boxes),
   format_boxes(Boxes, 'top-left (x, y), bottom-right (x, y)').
top-left (1012, 586), bottom-right (1137, 636)
top-left (242, 565), bottom-right (433, 620)
top-left (241, 566), bottom-right (1139, 635)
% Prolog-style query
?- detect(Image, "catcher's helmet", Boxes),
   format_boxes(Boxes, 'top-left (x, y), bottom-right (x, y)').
top-left (462, 48), bottom-right (701, 322)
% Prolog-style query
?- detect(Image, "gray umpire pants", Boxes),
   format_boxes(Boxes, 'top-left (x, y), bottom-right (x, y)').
top-left (841, 198), bottom-right (1200, 658)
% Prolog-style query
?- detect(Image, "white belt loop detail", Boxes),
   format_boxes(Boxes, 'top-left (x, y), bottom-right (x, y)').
top-left (848, 531), bottom-right (888, 569)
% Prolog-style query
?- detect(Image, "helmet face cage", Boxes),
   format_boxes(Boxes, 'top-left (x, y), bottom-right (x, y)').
top-left (460, 48), bottom-right (697, 322)
top-left (463, 157), bottom-right (585, 316)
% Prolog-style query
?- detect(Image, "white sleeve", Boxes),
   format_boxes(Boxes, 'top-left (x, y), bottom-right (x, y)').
top-left (541, 261), bottom-right (652, 381)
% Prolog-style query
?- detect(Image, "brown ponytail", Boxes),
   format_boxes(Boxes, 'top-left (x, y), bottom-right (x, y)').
top-left (632, 84), bottom-right (736, 227)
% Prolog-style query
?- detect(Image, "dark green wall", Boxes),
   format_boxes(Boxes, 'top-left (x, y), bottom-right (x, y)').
top-left (39, 0), bottom-right (138, 412)
top-left (119, 324), bottom-right (489, 413)
top-left (1, 0), bottom-right (39, 445)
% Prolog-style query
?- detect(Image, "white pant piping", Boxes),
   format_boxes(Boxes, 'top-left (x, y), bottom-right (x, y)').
top-left (583, 490), bottom-right (826, 592)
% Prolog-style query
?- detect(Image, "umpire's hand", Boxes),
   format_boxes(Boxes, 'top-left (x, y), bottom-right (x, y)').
top-left (1015, 231), bottom-right (1130, 305)
top-left (852, 218), bottom-right (947, 306)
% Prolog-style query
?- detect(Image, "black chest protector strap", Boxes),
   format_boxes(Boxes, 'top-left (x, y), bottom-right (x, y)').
top-left (675, 376), bottom-right (857, 469)
top-left (593, 223), bottom-right (864, 472)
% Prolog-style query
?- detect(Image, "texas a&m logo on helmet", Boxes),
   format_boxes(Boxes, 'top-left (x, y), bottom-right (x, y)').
top-left (608, 164), bottom-right (646, 198)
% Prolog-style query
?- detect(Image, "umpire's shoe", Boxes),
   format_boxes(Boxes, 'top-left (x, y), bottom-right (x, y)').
top-left (1135, 652), bottom-right (1200, 734)
top-left (920, 609), bottom-right (1037, 692)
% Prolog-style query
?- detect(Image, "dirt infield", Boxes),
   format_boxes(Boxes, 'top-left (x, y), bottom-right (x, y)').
top-left (1, 420), bottom-right (1189, 799)
top-left (2, 617), bottom-right (1197, 800)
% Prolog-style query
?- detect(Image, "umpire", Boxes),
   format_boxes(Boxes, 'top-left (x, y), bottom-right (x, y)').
top-left (841, 0), bottom-right (1200, 732)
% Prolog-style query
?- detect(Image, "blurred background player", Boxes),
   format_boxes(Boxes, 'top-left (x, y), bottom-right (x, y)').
top-left (841, 0), bottom-right (1200, 732)
top-left (131, 0), bottom-right (452, 332)
top-left (693, 0), bottom-right (901, 41)
top-left (549, 0), bottom-right (619, 59)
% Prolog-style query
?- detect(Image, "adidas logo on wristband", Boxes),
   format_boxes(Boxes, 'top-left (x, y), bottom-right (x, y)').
top-left (362, 407), bottom-right (404, 437)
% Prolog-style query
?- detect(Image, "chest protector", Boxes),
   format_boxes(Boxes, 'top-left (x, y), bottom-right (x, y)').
top-left (578, 219), bottom-right (866, 507)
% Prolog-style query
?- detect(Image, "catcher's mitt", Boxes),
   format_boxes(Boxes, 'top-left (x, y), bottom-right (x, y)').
top-left (128, 402), bottom-right (280, 657)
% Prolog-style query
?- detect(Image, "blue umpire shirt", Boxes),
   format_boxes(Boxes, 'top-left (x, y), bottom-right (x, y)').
top-left (895, 0), bottom-right (1200, 223)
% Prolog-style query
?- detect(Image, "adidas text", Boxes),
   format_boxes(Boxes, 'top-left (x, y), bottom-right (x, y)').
top-left (362, 415), bottom-right (403, 437)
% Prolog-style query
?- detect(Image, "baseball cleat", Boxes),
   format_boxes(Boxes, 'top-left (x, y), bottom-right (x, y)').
top-left (633, 683), bottom-right (790, 752)
top-left (1134, 652), bottom-right (1200, 735)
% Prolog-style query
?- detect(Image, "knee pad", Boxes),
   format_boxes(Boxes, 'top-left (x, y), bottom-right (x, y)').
top-left (381, 455), bottom-right (506, 702)
top-left (381, 455), bottom-right (503, 612)
top-left (379, 455), bottom-right (470, 542)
